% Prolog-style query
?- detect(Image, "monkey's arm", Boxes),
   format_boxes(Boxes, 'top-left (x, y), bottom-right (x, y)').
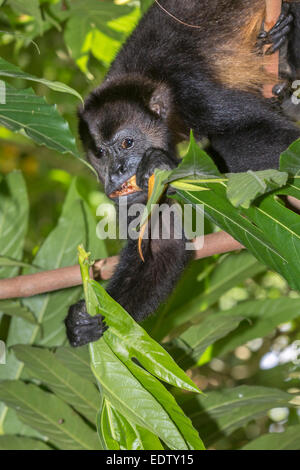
top-left (107, 234), bottom-right (190, 323)
top-left (65, 149), bottom-right (187, 346)
top-left (65, 227), bottom-right (190, 346)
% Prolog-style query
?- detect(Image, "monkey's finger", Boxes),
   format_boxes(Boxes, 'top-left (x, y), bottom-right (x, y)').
top-left (259, 24), bottom-right (292, 45)
top-left (268, 13), bottom-right (293, 36)
top-left (265, 36), bottom-right (287, 55)
top-left (258, 4), bottom-right (292, 40)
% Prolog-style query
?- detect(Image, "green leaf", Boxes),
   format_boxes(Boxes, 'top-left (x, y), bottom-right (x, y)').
top-left (0, 381), bottom-right (101, 450)
top-left (171, 137), bottom-right (300, 291)
top-left (13, 345), bottom-right (100, 424)
top-left (140, 0), bottom-right (154, 14)
top-left (90, 340), bottom-right (202, 450)
top-left (242, 425), bottom-right (300, 450)
top-left (139, 169), bottom-right (172, 228)
top-left (150, 251), bottom-right (264, 341)
top-left (90, 338), bottom-right (196, 450)
top-left (171, 179), bottom-right (211, 192)
top-left (55, 346), bottom-right (95, 384)
top-left (0, 57), bottom-right (82, 101)
top-left (64, 0), bottom-right (139, 74)
top-left (0, 185), bottom-right (87, 431)
top-left (0, 83), bottom-right (79, 156)
top-left (91, 280), bottom-right (201, 394)
top-left (100, 399), bottom-right (164, 450)
top-left (78, 247), bottom-right (204, 450)
top-left (170, 314), bottom-right (244, 370)
top-left (226, 170), bottom-right (288, 208)
top-left (8, 0), bottom-right (43, 33)
top-left (0, 435), bottom-right (50, 450)
top-left (145, 258), bottom-right (216, 339)
top-left (181, 386), bottom-right (293, 447)
top-left (174, 182), bottom-right (300, 291)
top-left (175, 185), bottom-right (285, 261)
top-left (280, 138), bottom-right (300, 175)
top-left (0, 171), bottom-right (28, 279)
top-left (248, 363), bottom-right (300, 391)
top-left (0, 256), bottom-right (33, 269)
top-left (62, 178), bottom-right (108, 260)
top-left (120, 354), bottom-right (205, 450)
top-left (165, 131), bottom-right (221, 183)
top-left (20, 202), bottom-right (86, 347)
top-left (0, 300), bottom-right (36, 324)
top-left (0, 408), bottom-right (46, 438)
top-left (245, 192), bottom-right (300, 291)
top-left (213, 298), bottom-right (300, 358)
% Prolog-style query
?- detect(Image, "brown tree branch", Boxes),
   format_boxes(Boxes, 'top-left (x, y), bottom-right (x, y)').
top-left (2, 192), bottom-right (299, 300)
top-left (0, 232), bottom-right (244, 300)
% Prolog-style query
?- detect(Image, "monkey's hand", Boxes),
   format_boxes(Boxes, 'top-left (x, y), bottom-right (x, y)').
top-left (65, 300), bottom-right (108, 347)
top-left (136, 148), bottom-right (176, 191)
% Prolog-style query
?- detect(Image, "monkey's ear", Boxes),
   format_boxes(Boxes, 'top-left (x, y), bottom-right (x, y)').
top-left (149, 84), bottom-right (172, 119)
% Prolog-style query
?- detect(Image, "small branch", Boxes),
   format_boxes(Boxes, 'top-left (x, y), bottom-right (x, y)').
top-left (287, 195), bottom-right (300, 213)
top-left (194, 232), bottom-right (244, 259)
top-left (0, 232), bottom-right (243, 300)
top-left (263, 0), bottom-right (282, 98)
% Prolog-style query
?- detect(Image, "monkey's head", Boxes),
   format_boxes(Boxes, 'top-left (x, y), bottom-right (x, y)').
top-left (78, 77), bottom-right (178, 204)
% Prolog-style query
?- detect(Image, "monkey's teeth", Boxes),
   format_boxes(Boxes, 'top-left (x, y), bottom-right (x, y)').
top-left (109, 175), bottom-right (141, 198)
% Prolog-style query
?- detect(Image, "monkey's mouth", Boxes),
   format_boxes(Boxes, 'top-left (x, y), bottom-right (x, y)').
top-left (109, 175), bottom-right (142, 199)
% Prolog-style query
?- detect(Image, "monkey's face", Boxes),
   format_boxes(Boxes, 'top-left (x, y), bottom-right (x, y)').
top-left (79, 107), bottom-right (174, 205)
top-left (88, 125), bottom-right (158, 203)
top-left (78, 79), bottom-right (177, 204)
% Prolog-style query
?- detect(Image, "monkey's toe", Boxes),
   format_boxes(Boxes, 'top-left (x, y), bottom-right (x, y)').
top-left (65, 300), bottom-right (108, 347)
top-left (258, 3), bottom-right (293, 54)
top-left (272, 81), bottom-right (289, 98)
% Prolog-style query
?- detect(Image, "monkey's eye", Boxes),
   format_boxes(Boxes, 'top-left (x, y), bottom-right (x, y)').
top-left (121, 138), bottom-right (134, 150)
top-left (97, 147), bottom-right (104, 158)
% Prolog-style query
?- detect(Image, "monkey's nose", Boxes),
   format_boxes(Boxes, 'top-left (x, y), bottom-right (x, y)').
top-left (106, 172), bottom-right (124, 196)
top-left (109, 172), bottom-right (122, 186)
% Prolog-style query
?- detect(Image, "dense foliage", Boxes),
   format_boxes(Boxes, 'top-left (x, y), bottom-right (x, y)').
top-left (0, 0), bottom-right (299, 450)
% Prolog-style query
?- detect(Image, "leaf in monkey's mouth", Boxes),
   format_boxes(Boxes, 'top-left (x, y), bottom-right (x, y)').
top-left (109, 175), bottom-right (142, 198)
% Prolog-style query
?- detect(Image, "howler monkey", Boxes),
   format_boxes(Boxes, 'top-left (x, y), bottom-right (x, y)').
top-left (65, 0), bottom-right (300, 347)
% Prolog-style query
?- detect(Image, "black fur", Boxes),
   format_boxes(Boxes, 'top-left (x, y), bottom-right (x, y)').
top-left (65, 1), bottom-right (300, 347)
top-left (289, 1), bottom-right (300, 77)
top-left (107, 231), bottom-right (190, 322)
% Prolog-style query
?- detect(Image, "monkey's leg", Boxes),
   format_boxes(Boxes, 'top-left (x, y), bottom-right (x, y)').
top-left (105, 152), bottom-right (187, 321)
top-left (258, 3), bottom-right (293, 55)
top-left (288, 2), bottom-right (300, 77)
top-left (65, 300), bottom-right (108, 347)
top-left (200, 86), bottom-right (300, 172)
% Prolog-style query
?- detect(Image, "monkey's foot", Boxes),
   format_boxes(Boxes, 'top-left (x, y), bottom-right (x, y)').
top-left (258, 3), bottom-right (293, 55)
top-left (65, 299), bottom-right (108, 347)
top-left (272, 81), bottom-right (289, 98)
